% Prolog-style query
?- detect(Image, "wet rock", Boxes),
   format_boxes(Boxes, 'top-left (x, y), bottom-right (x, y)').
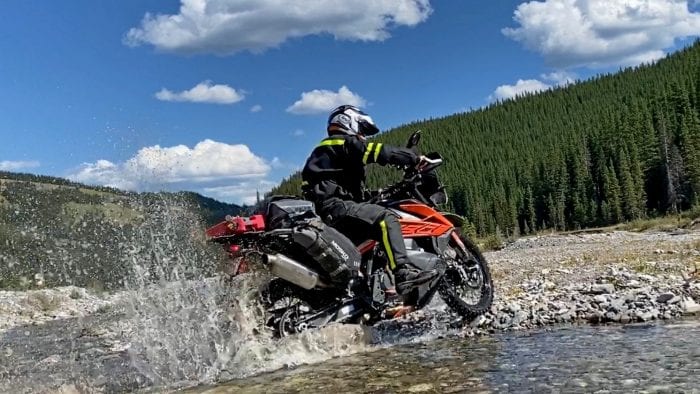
top-left (634, 310), bottom-right (654, 322)
top-left (469, 315), bottom-right (488, 328)
top-left (656, 292), bottom-right (675, 303)
top-left (601, 311), bottom-right (615, 322)
top-left (587, 311), bottom-right (604, 324)
top-left (681, 296), bottom-right (700, 315)
top-left (608, 298), bottom-right (625, 313)
top-left (511, 311), bottom-right (528, 327)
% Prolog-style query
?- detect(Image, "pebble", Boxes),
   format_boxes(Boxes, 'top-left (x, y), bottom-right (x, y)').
top-left (406, 383), bottom-right (434, 392)
top-left (590, 284), bottom-right (615, 294)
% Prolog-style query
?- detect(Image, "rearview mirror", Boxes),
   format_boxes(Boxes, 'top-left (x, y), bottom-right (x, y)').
top-left (430, 191), bottom-right (448, 205)
top-left (406, 130), bottom-right (421, 149)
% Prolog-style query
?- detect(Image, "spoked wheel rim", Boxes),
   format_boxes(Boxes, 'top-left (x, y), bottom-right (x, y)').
top-left (445, 253), bottom-right (488, 306)
top-left (278, 306), bottom-right (301, 337)
top-left (439, 235), bottom-right (494, 320)
top-left (263, 282), bottom-right (313, 337)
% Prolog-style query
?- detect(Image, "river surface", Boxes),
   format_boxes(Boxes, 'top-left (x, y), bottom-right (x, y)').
top-left (1, 310), bottom-right (699, 393)
top-left (191, 320), bottom-right (700, 394)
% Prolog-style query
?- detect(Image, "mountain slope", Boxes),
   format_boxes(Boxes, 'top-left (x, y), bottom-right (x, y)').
top-left (0, 172), bottom-right (243, 289)
top-left (273, 42), bottom-right (700, 237)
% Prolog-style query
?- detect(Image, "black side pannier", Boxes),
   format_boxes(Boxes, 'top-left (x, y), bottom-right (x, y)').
top-left (265, 197), bottom-right (316, 230)
top-left (291, 219), bottom-right (361, 288)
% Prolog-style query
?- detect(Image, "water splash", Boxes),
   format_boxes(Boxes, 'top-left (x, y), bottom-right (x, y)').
top-left (121, 197), bottom-right (375, 387)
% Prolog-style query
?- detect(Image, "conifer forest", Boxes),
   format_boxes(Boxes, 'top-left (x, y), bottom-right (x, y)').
top-left (272, 42), bottom-right (700, 237)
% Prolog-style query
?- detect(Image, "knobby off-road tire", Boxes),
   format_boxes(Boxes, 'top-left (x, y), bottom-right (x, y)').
top-left (438, 234), bottom-right (494, 321)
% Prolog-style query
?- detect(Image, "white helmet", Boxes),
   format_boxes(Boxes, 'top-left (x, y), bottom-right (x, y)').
top-left (327, 105), bottom-right (379, 137)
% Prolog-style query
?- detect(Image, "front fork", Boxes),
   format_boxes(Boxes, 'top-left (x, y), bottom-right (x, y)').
top-left (447, 232), bottom-right (481, 288)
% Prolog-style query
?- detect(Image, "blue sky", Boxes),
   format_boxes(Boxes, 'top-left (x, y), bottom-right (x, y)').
top-left (2, 0), bottom-right (700, 204)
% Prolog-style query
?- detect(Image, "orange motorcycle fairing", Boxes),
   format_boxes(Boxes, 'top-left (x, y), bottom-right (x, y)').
top-left (399, 220), bottom-right (453, 237)
top-left (397, 202), bottom-right (454, 237)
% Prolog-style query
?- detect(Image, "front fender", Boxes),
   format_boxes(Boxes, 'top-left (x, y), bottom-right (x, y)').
top-left (440, 212), bottom-right (466, 228)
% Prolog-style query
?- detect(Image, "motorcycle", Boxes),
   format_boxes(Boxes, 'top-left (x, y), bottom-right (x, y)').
top-left (205, 131), bottom-right (493, 337)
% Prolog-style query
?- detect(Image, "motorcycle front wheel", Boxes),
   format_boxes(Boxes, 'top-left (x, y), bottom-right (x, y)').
top-left (438, 234), bottom-right (494, 320)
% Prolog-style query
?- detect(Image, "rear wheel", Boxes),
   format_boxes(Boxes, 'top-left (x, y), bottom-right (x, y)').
top-left (261, 279), bottom-right (312, 337)
top-left (260, 279), bottom-right (337, 337)
top-left (438, 235), bottom-right (493, 320)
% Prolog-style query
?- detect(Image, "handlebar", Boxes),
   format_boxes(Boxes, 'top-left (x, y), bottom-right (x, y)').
top-left (416, 156), bottom-right (442, 174)
top-left (368, 152), bottom-right (443, 205)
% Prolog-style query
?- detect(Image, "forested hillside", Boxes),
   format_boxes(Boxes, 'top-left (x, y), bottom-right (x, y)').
top-left (0, 172), bottom-right (243, 289)
top-left (273, 42), bottom-right (700, 237)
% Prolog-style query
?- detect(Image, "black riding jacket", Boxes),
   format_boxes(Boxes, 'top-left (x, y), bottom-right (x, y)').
top-left (302, 134), bottom-right (419, 203)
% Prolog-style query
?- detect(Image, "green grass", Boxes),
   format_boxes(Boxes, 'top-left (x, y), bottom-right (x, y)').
top-left (62, 201), bottom-right (141, 226)
top-left (79, 188), bottom-right (114, 198)
top-left (615, 207), bottom-right (700, 232)
top-left (479, 234), bottom-right (506, 251)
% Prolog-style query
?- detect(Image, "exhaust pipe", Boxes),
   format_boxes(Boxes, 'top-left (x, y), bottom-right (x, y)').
top-left (264, 254), bottom-right (324, 290)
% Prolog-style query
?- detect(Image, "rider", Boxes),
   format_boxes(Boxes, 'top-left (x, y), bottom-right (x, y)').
top-left (301, 105), bottom-right (438, 296)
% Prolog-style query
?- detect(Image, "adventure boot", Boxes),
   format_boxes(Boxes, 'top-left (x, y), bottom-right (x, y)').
top-left (394, 264), bottom-right (439, 295)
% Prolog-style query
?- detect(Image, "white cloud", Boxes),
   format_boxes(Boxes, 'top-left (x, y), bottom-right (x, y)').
top-left (503, 0), bottom-right (700, 68)
top-left (0, 160), bottom-right (40, 171)
top-left (126, 0), bottom-right (432, 55)
top-left (541, 70), bottom-right (577, 85)
top-left (270, 157), bottom-right (284, 169)
top-left (155, 81), bottom-right (244, 104)
top-left (490, 79), bottom-right (552, 101)
top-left (250, 104), bottom-right (262, 113)
top-left (286, 86), bottom-right (366, 115)
top-left (68, 140), bottom-right (272, 204)
top-left (489, 70), bottom-right (578, 102)
top-left (291, 129), bottom-right (305, 137)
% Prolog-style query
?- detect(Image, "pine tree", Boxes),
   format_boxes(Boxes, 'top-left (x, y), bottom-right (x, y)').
top-left (618, 148), bottom-right (640, 220)
top-left (604, 163), bottom-right (623, 224)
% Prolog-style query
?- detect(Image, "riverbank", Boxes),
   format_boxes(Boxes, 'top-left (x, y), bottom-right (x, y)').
top-left (1, 229), bottom-right (699, 336)
top-left (0, 286), bottom-right (120, 334)
top-left (467, 229), bottom-right (700, 333)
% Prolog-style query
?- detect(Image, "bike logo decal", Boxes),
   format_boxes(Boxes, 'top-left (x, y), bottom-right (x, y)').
top-left (331, 240), bottom-right (349, 261)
